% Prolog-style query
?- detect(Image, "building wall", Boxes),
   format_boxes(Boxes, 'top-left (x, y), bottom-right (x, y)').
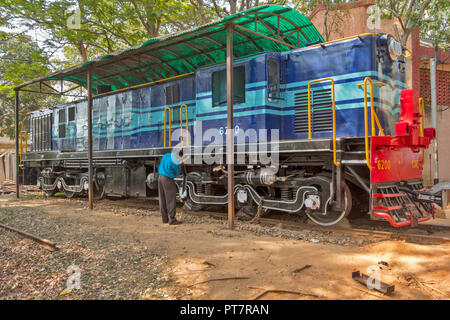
top-left (0, 136), bottom-right (14, 151)
top-left (309, 0), bottom-right (450, 184)
top-left (0, 152), bottom-right (16, 182)
top-left (420, 63), bottom-right (450, 185)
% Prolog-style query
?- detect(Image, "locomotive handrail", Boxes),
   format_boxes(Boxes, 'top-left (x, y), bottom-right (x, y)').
top-left (419, 97), bottom-right (425, 167)
top-left (163, 107), bottom-right (172, 147)
top-left (307, 78), bottom-right (340, 167)
top-left (419, 97), bottom-right (425, 137)
top-left (401, 45), bottom-right (413, 58)
top-left (310, 33), bottom-right (380, 48)
top-left (19, 131), bottom-right (30, 170)
top-left (310, 33), bottom-right (412, 59)
top-left (357, 77), bottom-right (386, 171)
top-left (180, 104), bottom-right (189, 146)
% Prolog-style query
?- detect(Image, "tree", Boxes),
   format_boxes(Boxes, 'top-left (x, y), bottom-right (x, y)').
top-left (0, 0), bottom-right (196, 63)
top-left (377, 0), bottom-right (438, 45)
top-left (0, 32), bottom-right (65, 138)
top-left (419, 0), bottom-right (449, 49)
top-left (291, 0), bottom-right (349, 41)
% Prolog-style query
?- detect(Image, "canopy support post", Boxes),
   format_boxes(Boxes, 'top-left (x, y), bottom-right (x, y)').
top-left (14, 89), bottom-right (20, 198)
top-left (87, 67), bottom-right (94, 209)
top-left (226, 24), bottom-right (235, 229)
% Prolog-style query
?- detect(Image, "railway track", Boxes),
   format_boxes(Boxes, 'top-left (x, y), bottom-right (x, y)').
top-left (23, 193), bottom-right (448, 245)
top-left (88, 197), bottom-right (450, 245)
top-left (189, 210), bottom-right (450, 245)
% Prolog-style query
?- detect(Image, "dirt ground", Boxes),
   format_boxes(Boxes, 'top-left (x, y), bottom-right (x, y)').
top-left (0, 194), bottom-right (449, 300)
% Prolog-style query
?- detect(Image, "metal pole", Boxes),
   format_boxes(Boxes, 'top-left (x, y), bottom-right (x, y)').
top-left (430, 57), bottom-right (438, 184)
top-left (87, 67), bottom-right (94, 209)
top-left (336, 164), bottom-right (342, 208)
top-left (226, 24), bottom-right (235, 229)
top-left (14, 89), bottom-right (20, 198)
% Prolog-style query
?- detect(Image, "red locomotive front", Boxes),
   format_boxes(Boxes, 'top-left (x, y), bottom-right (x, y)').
top-left (370, 90), bottom-right (441, 227)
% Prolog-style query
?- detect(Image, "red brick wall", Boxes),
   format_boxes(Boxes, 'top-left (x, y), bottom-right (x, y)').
top-left (420, 68), bottom-right (450, 106)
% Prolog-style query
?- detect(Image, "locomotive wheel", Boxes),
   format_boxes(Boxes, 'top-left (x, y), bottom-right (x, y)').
top-left (94, 184), bottom-right (105, 200)
top-left (44, 190), bottom-right (56, 197)
top-left (64, 190), bottom-right (78, 198)
top-left (182, 172), bottom-right (206, 212)
top-left (241, 203), bottom-right (270, 218)
top-left (306, 182), bottom-right (352, 226)
top-left (183, 197), bottom-right (206, 212)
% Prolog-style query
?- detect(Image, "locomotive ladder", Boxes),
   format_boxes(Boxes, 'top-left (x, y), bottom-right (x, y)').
top-left (18, 131), bottom-right (30, 170)
top-left (419, 97), bottom-right (425, 167)
top-left (307, 78), bottom-right (342, 207)
top-left (163, 107), bottom-right (171, 147)
top-left (164, 105), bottom-right (190, 147)
top-left (307, 78), bottom-right (340, 167)
top-left (356, 77), bottom-right (385, 170)
top-left (180, 104), bottom-right (189, 146)
top-left (372, 185), bottom-right (431, 227)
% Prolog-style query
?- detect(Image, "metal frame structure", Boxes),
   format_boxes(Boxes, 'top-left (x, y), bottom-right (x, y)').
top-left (13, 5), bottom-right (323, 228)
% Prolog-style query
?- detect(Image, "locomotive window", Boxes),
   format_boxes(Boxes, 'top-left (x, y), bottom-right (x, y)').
top-left (59, 124), bottom-right (66, 138)
top-left (172, 106), bottom-right (181, 123)
top-left (58, 109), bottom-right (66, 138)
top-left (68, 107), bottom-right (75, 122)
top-left (58, 109), bottom-right (65, 123)
top-left (268, 58), bottom-right (280, 100)
top-left (166, 84), bottom-right (180, 105)
top-left (212, 66), bottom-right (245, 107)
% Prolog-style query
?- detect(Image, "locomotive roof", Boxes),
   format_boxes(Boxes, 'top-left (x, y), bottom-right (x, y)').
top-left (14, 5), bottom-right (323, 95)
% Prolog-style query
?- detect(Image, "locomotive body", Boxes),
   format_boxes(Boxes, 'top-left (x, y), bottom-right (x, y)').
top-left (22, 33), bottom-right (440, 227)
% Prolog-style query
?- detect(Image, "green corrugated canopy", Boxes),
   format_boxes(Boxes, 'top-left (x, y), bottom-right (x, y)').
top-left (15, 5), bottom-right (323, 94)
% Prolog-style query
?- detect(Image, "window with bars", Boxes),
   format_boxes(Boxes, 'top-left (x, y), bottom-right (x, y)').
top-left (294, 88), bottom-right (333, 134)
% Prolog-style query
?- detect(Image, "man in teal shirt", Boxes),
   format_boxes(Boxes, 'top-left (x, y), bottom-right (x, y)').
top-left (157, 150), bottom-right (184, 225)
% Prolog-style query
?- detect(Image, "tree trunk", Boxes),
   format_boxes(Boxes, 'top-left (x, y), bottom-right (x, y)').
top-left (323, 2), bottom-right (330, 41)
top-left (230, 0), bottom-right (237, 14)
top-left (76, 42), bottom-right (88, 63)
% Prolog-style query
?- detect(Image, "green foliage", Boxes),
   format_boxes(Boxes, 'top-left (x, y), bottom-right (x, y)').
top-left (376, 0), bottom-right (442, 45)
top-left (419, 0), bottom-right (449, 49)
top-left (0, 31), bottom-right (64, 138)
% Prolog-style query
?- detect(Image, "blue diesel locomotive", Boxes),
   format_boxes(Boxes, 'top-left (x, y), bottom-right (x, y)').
top-left (22, 31), bottom-right (437, 227)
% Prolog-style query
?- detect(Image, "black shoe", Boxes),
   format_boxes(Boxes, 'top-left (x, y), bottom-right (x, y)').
top-left (168, 220), bottom-right (182, 225)
top-left (162, 221), bottom-right (169, 224)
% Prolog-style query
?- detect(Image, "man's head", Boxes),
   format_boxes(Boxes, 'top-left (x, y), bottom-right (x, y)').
top-left (172, 147), bottom-right (184, 160)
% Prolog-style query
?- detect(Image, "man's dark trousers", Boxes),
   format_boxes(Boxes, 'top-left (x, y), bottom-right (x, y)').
top-left (158, 174), bottom-right (178, 223)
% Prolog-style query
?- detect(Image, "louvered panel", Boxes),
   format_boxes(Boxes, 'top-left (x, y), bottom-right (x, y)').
top-left (294, 88), bottom-right (332, 134)
top-left (294, 91), bottom-right (309, 133)
top-left (32, 114), bottom-right (52, 151)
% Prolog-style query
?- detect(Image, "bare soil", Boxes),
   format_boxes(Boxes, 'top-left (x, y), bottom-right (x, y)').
top-left (0, 194), bottom-right (449, 300)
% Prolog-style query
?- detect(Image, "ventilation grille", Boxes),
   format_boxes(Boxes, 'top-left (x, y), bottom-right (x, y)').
top-left (32, 115), bottom-right (52, 152)
top-left (294, 88), bottom-right (333, 134)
